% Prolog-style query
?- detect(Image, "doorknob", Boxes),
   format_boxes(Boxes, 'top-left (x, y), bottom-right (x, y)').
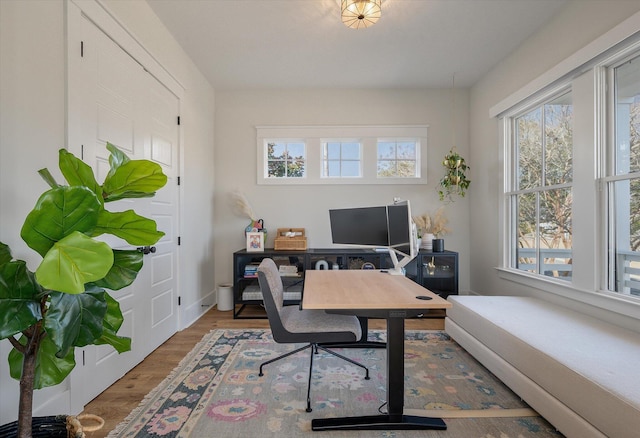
top-left (136, 246), bottom-right (157, 255)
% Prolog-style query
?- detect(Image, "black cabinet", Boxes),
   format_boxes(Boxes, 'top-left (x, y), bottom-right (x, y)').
top-left (232, 248), bottom-right (458, 319)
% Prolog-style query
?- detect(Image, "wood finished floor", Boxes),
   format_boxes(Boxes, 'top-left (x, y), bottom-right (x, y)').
top-left (82, 306), bottom-right (444, 437)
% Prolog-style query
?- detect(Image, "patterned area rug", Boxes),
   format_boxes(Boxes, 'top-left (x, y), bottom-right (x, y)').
top-left (108, 329), bottom-right (562, 437)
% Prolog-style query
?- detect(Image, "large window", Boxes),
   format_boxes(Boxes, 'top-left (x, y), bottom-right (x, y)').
top-left (266, 141), bottom-right (306, 179)
top-left (377, 140), bottom-right (419, 178)
top-left (322, 141), bottom-right (361, 177)
top-left (607, 53), bottom-right (640, 296)
top-left (256, 125), bottom-right (428, 185)
top-left (508, 92), bottom-right (573, 280)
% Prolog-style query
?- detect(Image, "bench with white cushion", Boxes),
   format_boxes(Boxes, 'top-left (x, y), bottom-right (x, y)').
top-left (445, 295), bottom-right (640, 438)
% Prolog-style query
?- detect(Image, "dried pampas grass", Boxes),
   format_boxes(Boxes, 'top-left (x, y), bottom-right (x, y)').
top-left (230, 190), bottom-right (256, 220)
top-left (413, 206), bottom-right (450, 237)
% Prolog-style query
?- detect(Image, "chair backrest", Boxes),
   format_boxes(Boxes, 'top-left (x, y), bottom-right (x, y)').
top-left (257, 258), bottom-right (289, 340)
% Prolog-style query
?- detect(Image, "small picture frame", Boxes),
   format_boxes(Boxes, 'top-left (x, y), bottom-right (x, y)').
top-left (246, 231), bottom-right (265, 252)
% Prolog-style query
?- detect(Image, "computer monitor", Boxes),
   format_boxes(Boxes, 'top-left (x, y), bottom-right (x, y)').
top-left (329, 200), bottom-right (417, 275)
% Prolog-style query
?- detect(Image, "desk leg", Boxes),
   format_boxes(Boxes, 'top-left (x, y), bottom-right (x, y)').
top-left (311, 317), bottom-right (446, 431)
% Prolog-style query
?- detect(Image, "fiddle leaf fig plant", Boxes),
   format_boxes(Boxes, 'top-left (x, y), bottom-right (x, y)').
top-left (0, 143), bottom-right (166, 438)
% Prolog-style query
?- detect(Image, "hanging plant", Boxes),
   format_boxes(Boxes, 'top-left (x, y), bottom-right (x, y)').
top-left (438, 149), bottom-right (470, 202)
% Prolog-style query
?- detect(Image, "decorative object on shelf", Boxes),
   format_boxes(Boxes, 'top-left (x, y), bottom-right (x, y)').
top-left (413, 207), bottom-right (450, 250)
top-left (341, 0), bottom-right (381, 29)
top-left (433, 238), bottom-right (445, 252)
top-left (246, 231), bottom-right (265, 252)
top-left (0, 143), bottom-right (166, 438)
top-left (230, 190), bottom-right (267, 238)
top-left (274, 228), bottom-right (307, 250)
top-left (425, 257), bottom-right (436, 275)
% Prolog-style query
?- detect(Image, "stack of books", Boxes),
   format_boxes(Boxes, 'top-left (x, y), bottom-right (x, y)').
top-left (243, 263), bottom-right (260, 278)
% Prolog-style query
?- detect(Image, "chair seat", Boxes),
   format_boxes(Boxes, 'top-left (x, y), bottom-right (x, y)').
top-left (279, 306), bottom-right (362, 344)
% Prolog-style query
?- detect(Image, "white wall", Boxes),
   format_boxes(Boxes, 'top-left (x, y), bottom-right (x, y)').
top-left (0, 0), bottom-right (215, 423)
top-left (469, 0), bottom-right (640, 327)
top-left (214, 89), bottom-right (471, 293)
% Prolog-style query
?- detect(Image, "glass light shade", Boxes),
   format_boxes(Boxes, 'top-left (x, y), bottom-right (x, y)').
top-left (341, 0), bottom-right (381, 29)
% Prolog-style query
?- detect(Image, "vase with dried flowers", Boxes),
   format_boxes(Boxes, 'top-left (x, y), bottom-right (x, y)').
top-left (230, 190), bottom-right (266, 238)
top-left (413, 207), bottom-right (451, 250)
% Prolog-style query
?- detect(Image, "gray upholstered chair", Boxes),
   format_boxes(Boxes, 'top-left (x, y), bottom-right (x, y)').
top-left (256, 258), bottom-right (370, 412)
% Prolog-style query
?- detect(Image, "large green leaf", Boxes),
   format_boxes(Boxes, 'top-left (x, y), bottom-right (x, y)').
top-left (20, 186), bottom-right (102, 257)
top-left (93, 210), bottom-right (165, 245)
top-left (106, 142), bottom-right (130, 180)
top-left (8, 334), bottom-right (75, 389)
top-left (91, 250), bottom-right (143, 291)
top-left (0, 242), bottom-right (11, 266)
top-left (0, 261), bottom-right (42, 339)
top-left (36, 231), bottom-right (114, 294)
top-left (58, 149), bottom-right (102, 202)
top-left (45, 291), bottom-right (107, 357)
top-left (94, 291), bottom-right (131, 353)
top-left (102, 160), bottom-right (167, 202)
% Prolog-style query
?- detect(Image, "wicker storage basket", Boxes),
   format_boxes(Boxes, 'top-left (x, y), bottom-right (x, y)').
top-left (274, 228), bottom-right (307, 250)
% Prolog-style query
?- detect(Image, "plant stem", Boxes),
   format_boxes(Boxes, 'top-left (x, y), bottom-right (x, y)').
top-left (17, 298), bottom-right (47, 438)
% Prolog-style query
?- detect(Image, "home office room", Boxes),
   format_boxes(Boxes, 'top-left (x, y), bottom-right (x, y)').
top-left (2, 1), bottom-right (640, 437)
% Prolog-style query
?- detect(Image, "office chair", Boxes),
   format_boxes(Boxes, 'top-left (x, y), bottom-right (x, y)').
top-left (256, 258), bottom-right (370, 412)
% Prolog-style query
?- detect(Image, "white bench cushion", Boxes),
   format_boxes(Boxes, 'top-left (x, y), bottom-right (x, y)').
top-left (446, 295), bottom-right (640, 438)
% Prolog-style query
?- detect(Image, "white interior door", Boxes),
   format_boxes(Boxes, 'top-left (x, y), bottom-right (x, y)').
top-left (70, 14), bottom-right (180, 403)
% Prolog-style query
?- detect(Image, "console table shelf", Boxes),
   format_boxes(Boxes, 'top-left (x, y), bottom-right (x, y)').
top-left (232, 248), bottom-right (458, 319)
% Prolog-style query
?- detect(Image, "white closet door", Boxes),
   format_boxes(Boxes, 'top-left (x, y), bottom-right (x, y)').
top-left (70, 14), bottom-right (180, 404)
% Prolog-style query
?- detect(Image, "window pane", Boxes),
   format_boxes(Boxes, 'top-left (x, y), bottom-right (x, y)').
top-left (614, 55), bottom-right (640, 175)
top-left (376, 140), bottom-right (418, 177)
top-left (397, 142), bottom-right (416, 159)
top-left (612, 179), bottom-right (640, 295)
top-left (545, 94), bottom-right (573, 186)
top-left (342, 142), bottom-right (360, 160)
top-left (326, 142), bottom-right (340, 160)
top-left (377, 142), bottom-right (395, 159)
top-left (266, 141), bottom-right (305, 178)
top-left (540, 188), bottom-right (572, 279)
top-left (516, 192), bottom-right (536, 273)
top-left (516, 108), bottom-right (542, 189)
top-left (268, 142), bottom-right (285, 159)
top-left (287, 143), bottom-right (305, 160)
top-left (396, 160), bottom-right (416, 177)
top-left (342, 161), bottom-right (360, 177)
top-left (377, 160), bottom-right (395, 176)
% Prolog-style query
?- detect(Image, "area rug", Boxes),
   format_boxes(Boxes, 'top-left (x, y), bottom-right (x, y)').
top-left (108, 329), bottom-right (562, 437)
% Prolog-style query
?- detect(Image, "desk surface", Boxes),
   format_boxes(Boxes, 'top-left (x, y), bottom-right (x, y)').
top-left (303, 270), bottom-right (451, 311)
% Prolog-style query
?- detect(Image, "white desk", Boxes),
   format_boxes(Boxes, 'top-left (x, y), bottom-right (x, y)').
top-left (303, 269), bottom-right (452, 431)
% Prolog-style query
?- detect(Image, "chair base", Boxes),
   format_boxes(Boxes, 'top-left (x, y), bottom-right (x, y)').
top-left (259, 343), bottom-right (370, 412)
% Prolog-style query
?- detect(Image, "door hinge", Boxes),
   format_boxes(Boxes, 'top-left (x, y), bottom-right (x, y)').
top-left (81, 144), bottom-right (84, 160)
top-left (178, 296), bottom-right (181, 306)
top-left (177, 176), bottom-right (181, 186)
top-left (178, 236), bottom-right (181, 245)
top-left (81, 41), bottom-right (84, 57)
top-left (82, 350), bottom-right (85, 366)
top-left (177, 116), bottom-right (181, 125)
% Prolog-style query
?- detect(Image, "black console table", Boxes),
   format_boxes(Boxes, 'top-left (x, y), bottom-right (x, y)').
top-left (232, 248), bottom-right (458, 319)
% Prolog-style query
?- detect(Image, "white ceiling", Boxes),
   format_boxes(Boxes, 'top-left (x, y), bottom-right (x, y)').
top-left (146, 0), bottom-right (567, 90)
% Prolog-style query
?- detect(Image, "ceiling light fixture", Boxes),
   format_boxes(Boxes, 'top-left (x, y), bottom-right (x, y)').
top-left (341, 0), bottom-right (381, 29)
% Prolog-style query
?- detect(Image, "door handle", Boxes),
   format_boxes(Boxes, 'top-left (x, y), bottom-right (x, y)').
top-left (136, 246), bottom-right (157, 255)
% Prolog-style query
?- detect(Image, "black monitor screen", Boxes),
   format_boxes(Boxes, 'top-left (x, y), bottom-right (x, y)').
top-left (387, 202), bottom-right (411, 256)
top-left (329, 206), bottom-right (388, 247)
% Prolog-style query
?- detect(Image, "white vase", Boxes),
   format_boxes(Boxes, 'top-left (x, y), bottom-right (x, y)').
top-left (421, 233), bottom-right (434, 250)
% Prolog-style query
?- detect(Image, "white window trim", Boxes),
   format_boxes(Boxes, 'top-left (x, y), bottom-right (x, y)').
top-left (256, 125), bottom-right (428, 185)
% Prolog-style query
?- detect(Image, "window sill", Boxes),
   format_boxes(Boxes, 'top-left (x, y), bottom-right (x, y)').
top-left (495, 267), bottom-right (640, 321)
